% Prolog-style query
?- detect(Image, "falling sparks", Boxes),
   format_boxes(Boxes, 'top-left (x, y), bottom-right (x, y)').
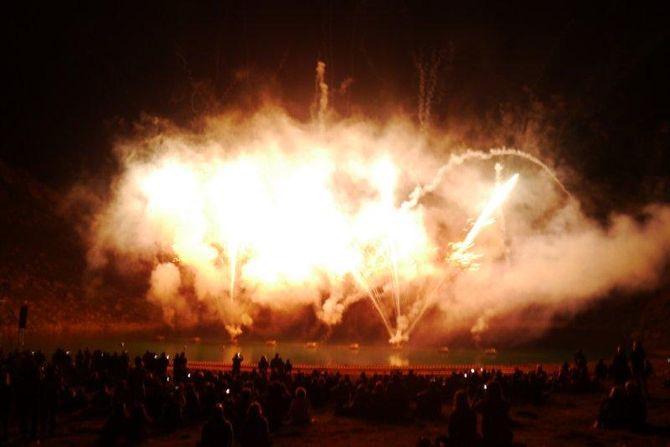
top-left (98, 138), bottom-right (522, 343)
top-left (80, 95), bottom-right (670, 348)
top-left (449, 173), bottom-right (520, 271)
top-left (88, 100), bottom-right (598, 345)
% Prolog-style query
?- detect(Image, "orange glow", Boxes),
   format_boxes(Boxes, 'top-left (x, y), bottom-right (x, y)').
top-left (90, 110), bottom-right (532, 343)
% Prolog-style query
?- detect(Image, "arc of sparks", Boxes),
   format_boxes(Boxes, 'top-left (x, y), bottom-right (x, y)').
top-left (407, 173), bottom-right (520, 338)
top-left (450, 173), bottom-right (519, 264)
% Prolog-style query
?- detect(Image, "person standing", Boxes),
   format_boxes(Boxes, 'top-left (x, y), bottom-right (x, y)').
top-left (630, 340), bottom-right (647, 397)
top-left (232, 353), bottom-right (244, 377)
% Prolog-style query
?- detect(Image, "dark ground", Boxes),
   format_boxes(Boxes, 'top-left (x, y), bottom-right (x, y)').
top-left (8, 359), bottom-right (669, 447)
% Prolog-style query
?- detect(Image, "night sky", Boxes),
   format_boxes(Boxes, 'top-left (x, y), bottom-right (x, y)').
top-left (3, 0), bottom-right (669, 209)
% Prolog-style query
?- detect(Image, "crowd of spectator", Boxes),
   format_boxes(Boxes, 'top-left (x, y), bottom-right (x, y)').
top-left (0, 340), bottom-right (659, 445)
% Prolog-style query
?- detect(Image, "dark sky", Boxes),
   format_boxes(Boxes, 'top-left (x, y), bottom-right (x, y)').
top-left (3, 0), bottom-right (669, 208)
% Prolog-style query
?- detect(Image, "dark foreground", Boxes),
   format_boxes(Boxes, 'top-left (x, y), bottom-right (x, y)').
top-left (1, 347), bottom-right (669, 447)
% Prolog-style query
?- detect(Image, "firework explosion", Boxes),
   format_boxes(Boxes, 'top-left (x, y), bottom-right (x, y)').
top-left (84, 69), bottom-right (670, 345)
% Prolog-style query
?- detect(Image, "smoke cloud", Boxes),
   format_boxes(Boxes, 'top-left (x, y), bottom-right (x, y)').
top-left (81, 106), bottom-right (670, 343)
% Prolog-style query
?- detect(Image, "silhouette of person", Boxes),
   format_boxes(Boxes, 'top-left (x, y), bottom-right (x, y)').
top-left (258, 355), bottom-right (269, 376)
top-left (595, 385), bottom-right (630, 429)
top-left (270, 353), bottom-right (284, 375)
top-left (288, 387), bottom-right (311, 425)
top-left (198, 403), bottom-right (233, 447)
top-left (630, 340), bottom-right (647, 397)
top-left (448, 389), bottom-right (479, 447)
top-left (240, 402), bottom-right (270, 447)
top-left (232, 353), bottom-right (244, 376)
top-left (610, 346), bottom-right (630, 385)
top-left (474, 381), bottom-right (512, 447)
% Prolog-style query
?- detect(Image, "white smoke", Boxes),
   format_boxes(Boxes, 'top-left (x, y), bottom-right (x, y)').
top-left (81, 107), bottom-right (670, 343)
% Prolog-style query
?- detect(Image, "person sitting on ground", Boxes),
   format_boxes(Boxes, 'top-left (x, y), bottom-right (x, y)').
top-left (126, 402), bottom-right (151, 443)
top-left (39, 363), bottom-right (60, 437)
top-left (331, 377), bottom-right (352, 415)
top-left (161, 389), bottom-right (184, 431)
top-left (594, 385), bottom-right (630, 429)
top-left (386, 373), bottom-right (410, 421)
top-left (447, 389), bottom-right (479, 447)
top-left (184, 383), bottom-right (202, 422)
top-left (240, 402), bottom-right (271, 447)
top-left (233, 386), bottom-right (253, 434)
top-left (198, 403), bottom-right (234, 447)
top-left (350, 383), bottom-right (371, 418)
top-left (625, 381), bottom-right (646, 432)
top-left (100, 402), bottom-right (127, 445)
top-left (416, 379), bottom-right (441, 419)
top-left (265, 380), bottom-right (291, 431)
top-left (474, 381), bottom-right (513, 447)
top-left (287, 386), bottom-right (311, 425)
top-left (629, 340), bottom-right (647, 397)
top-left (370, 380), bottom-right (388, 420)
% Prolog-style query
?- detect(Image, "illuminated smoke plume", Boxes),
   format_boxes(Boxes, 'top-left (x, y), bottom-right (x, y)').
top-left (83, 106), bottom-right (670, 343)
top-left (414, 49), bottom-right (445, 131)
top-left (315, 61), bottom-right (329, 129)
top-left (453, 203), bottom-right (670, 342)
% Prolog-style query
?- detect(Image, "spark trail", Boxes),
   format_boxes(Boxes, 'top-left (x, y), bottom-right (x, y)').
top-left (401, 148), bottom-right (569, 211)
top-left (450, 173), bottom-right (519, 265)
top-left (90, 101), bottom-right (598, 346)
top-left (404, 173), bottom-right (521, 342)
